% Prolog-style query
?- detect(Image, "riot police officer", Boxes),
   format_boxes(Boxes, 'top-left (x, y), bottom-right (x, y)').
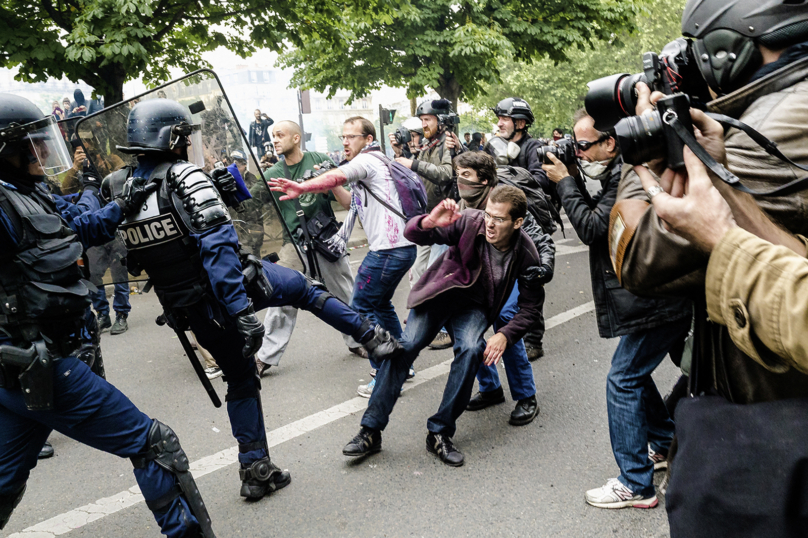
top-left (0, 94), bottom-right (215, 537)
top-left (109, 98), bottom-right (402, 500)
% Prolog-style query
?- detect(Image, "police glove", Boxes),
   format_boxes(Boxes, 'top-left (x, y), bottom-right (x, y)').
top-left (211, 168), bottom-right (238, 194)
top-left (236, 303), bottom-right (264, 358)
top-left (115, 176), bottom-right (157, 217)
top-left (81, 168), bottom-right (102, 195)
top-left (521, 265), bottom-right (553, 285)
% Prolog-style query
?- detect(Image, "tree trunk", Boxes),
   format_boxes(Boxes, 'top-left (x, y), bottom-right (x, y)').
top-left (99, 64), bottom-right (127, 106)
top-left (410, 96), bottom-right (417, 116)
top-left (435, 71), bottom-right (461, 112)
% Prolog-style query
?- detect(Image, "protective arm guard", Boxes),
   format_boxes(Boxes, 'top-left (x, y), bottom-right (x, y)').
top-left (131, 420), bottom-right (216, 538)
top-left (167, 163), bottom-right (231, 234)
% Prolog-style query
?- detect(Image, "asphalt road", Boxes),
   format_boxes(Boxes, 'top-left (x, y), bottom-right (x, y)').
top-left (4, 216), bottom-right (678, 538)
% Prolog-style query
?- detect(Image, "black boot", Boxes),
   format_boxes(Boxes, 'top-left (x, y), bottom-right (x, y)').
top-left (239, 457), bottom-right (291, 500)
top-left (426, 432), bottom-right (464, 467)
top-left (466, 386), bottom-right (505, 411)
top-left (509, 395), bottom-right (540, 426)
top-left (97, 313), bottom-right (112, 332)
top-left (110, 313), bottom-right (128, 335)
top-left (362, 325), bottom-right (403, 362)
top-left (343, 427), bottom-right (382, 457)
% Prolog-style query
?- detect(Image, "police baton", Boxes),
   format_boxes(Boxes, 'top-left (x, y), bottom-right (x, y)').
top-left (156, 315), bottom-right (222, 408)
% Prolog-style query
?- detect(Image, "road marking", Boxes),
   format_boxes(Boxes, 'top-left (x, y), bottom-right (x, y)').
top-left (555, 244), bottom-right (589, 256)
top-left (8, 301), bottom-right (596, 537)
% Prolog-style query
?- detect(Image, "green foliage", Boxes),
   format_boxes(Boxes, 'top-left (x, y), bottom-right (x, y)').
top-left (279, 0), bottom-right (641, 108)
top-left (0, 0), bottom-right (401, 104)
top-left (470, 0), bottom-right (688, 136)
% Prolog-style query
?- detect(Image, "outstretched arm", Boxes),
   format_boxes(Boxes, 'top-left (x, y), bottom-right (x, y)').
top-left (268, 169), bottom-right (348, 200)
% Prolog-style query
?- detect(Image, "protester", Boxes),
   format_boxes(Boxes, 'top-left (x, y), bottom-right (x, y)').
top-left (544, 109), bottom-right (691, 509)
top-left (552, 128), bottom-right (564, 141)
top-left (249, 109), bottom-right (272, 158)
top-left (268, 116), bottom-right (418, 397)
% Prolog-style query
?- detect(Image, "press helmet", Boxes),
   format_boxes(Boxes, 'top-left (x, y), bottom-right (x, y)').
top-left (491, 97), bottom-right (535, 127)
top-left (118, 98), bottom-right (199, 154)
top-left (682, 0), bottom-right (808, 95)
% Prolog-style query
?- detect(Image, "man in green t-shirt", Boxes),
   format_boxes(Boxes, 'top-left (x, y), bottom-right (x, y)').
top-left (248, 121), bottom-right (366, 373)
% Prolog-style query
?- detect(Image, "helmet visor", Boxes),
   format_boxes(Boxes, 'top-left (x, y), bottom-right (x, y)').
top-left (27, 117), bottom-right (72, 176)
top-left (185, 128), bottom-right (205, 168)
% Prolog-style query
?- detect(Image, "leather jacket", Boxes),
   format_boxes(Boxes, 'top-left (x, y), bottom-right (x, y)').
top-left (557, 155), bottom-right (691, 338)
top-left (612, 57), bottom-right (808, 403)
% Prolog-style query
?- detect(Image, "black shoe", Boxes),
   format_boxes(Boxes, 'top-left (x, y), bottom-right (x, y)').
top-left (466, 386), bottom-right (505, 411)
top-left (38, 441), bottom-right (54, 459)
top-left (363, 326), bottom-right (404, 362)
top-left (509, 395), bottom-right (540, 426)
top-left (97, 313), bottom-right (112, 332)
top-left (110, 313), bottom-right (128, 335)
top-left (426, 432), bottom-right (464, 467)
top-left (348, 346), bottom-right (368, 359)
top-left (239, 457), bottom-right (291, 500)
top-left (342, 427), bottom-right (382, 457)
top-left (256, 359), bottom-right (271, 378)
top-left (526, 344), bottom-right (544, 362)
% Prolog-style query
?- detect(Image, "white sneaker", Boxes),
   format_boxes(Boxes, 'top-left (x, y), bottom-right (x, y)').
top-left (585, 478), bottom-right (658, 509)
top-left (357, 378), bottom-right (375, 398)
top-left (649, 448), bottom-right (668, 471)
top-left (204, 367), bottom-right (223, 380)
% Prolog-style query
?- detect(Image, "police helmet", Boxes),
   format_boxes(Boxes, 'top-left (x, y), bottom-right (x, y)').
top-left (682, 0), bottom-right (808, 95)
top-left (0, 93), bottom-right (72, 176)
top-left (118, 98), bottom-right (200, 154)
top-left (491, 97), bottom-right (534, 127)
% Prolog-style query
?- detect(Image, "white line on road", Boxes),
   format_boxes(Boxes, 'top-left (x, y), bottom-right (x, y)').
top-left (9, 301), bottom-right (596, 537)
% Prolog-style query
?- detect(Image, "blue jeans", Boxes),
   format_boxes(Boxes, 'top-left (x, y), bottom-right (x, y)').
top-left (0, 358), bottom-right (199, 536)
top-left (361, 298), bottom-right (489, 438)
top-left (608, 318), bottom-right (691, 496)
top-left (350, 246), bottom-right (416, 369)
top-left (476, 284), bottom-right (536, 401)
top-left (91, 283), bottom-right (131, 316)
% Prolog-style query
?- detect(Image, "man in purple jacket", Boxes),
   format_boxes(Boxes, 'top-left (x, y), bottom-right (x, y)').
top-left (341, 185), bottom-right (546, 466)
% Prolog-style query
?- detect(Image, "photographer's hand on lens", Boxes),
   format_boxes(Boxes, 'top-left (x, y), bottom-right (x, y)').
top-left (483, 333), bottom-right (508, 366)
top-left (115, 176), bottom-right (158, 217)
top-left (634, 147), bottom-right (736, 253)
top-left (422, 199), bottom-right (461, 229)
top-left (544, 153), bottom-right (571, 183)
top-left (235, 304), bottom-right (265, 358)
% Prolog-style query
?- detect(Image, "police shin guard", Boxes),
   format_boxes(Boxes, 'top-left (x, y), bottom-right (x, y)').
top-left (131, 420), bottom-right (216, 538)
top-left (0, 483), bottom-right (26, 530)
top-left (357, 319), bottom-right (404, 362)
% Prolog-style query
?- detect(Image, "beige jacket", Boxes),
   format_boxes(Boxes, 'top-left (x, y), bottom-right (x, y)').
top-left (706, 228), bottom-right (808, 376)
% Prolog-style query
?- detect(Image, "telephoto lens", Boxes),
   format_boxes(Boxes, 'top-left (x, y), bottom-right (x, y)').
top-left (615, 94), bottom-right (692, 170)
top-left (394, 127), bottom-right (411, 145)
top-left (585, 73), bottom-right (646, 132)
top-left (537, 138), bottom-right (577, 165)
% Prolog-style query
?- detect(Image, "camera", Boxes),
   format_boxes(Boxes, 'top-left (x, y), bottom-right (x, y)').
top-left (301, 160), bottom-right (338, 180)
top-left (537, 138), bottom-right (576, 165)
top-left (393, 127), bottom-right (411, 145)
top-left (614, 93), bottom-right (693, 170)
top-left (439, 113), bottom-right (460, 132)
top-left (585, 38), bottom-right (710, 131)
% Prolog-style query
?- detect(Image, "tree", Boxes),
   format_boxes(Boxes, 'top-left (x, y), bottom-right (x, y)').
top-left (470, 0), bottom-right (688, 136)
top-left (0, 0), bottom-right (397, 105)
top-left (279, 0), bottom-right (641, 110)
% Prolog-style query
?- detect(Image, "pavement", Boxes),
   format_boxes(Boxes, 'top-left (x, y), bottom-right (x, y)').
top-left (4, 214), bottom-right (678, 538)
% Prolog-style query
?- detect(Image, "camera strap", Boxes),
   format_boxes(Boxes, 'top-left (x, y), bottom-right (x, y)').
top-left (667, 115), bottom-right (808, 197)
top-left (283, 160), bottom-right (323, 281)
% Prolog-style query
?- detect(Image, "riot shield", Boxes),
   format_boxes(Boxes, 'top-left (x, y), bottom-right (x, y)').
top-left (73, 70), bottom-right (302, 288)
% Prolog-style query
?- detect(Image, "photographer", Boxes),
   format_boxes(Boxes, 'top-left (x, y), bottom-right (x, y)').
top-left (396, 100), bottom-right (455, 289)
top-left (248, 120), bottom-right (363, 373)
top-left (388, 117), bottom-right (423, 159)
top-left (607, 1), bottom-right (808, 534)
top-left (544, 109), bottom-right (691, 510)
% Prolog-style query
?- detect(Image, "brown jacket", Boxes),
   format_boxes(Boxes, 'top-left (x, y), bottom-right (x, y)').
top-left (706, 228), bottom-right (808, 376)
top-left (609, 58), bottom-right (808, 404)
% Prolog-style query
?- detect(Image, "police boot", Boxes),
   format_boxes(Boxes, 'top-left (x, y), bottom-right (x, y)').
top-left (362, 325), bottom-right (404, 362)
top-left (239, 457), bottom-right (291, 500)
top-left (110, 313), bottom-right (128, 335)
top-left (97, 313), bottom-right (112, 332)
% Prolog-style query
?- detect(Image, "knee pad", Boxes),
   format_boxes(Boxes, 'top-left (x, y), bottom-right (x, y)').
top-left (0, 483), bottom-right (26, 530)
top-left (131, 420), bottom-right (215, 538)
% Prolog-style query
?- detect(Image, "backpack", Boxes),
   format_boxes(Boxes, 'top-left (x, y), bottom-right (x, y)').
top-left (360, 152), bottom-right (428, 221)
top-left (496, 165), bottom-right (561, 236)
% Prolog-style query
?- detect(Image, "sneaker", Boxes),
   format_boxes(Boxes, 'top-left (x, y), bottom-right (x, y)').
top-left (585, 478), bottom-right (658, 509)
top-left (369, 368), bottom-right (377, 378)
top-left (525, 344), bottom-right (544, 361)
top-left (406, 367), bottom-right (415, 382)
top-left (110, 313), bottom-right (128, 335)
top-left (343, 427), bottom-right (382, 457)
top-left (649, 448), bottom-right (668, 471)
top-left (205, 367), bottom-right (223, 380)
top-left (357, 378), bottom-right (375, 398)
top-left (97, 313), bottom-right (112, 332)
top-left (426, 432), bottom-right (464, 467)
top-left (349, 346), bottom-right (369, 359)
top-left (428, 331), bottom-right (453, 350)
top-left (256, 359), bottom-right (271, 377)
top-left (239, 457), bottom-right (291, 500)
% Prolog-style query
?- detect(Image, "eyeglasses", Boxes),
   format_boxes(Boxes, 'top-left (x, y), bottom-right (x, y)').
top-left (483, 211), bottom-right (510, 225)
top-left (340, 134), bottom-right (366, 142)
top-left (575, 134), bottom-right (609, 152)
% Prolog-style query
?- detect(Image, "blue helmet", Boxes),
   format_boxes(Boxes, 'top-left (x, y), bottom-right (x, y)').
top-left (118, 99), bottom-right (199, 154)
